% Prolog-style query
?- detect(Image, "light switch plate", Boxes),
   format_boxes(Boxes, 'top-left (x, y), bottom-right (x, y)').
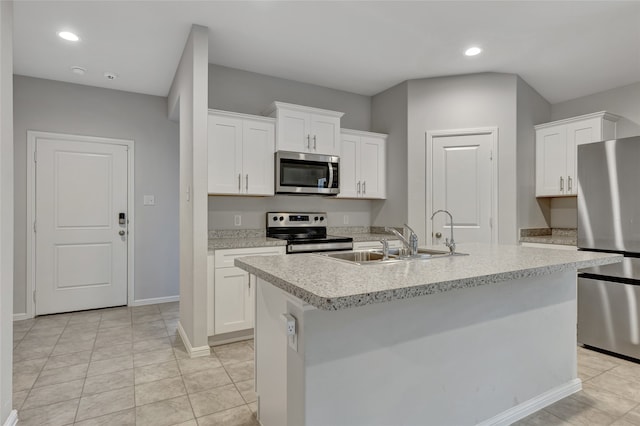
top-left (143, 195), bottom-right (155, 206)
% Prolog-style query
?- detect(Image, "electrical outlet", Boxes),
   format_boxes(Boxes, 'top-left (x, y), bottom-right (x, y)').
top-left (234, 215), bottom-right (241, 226)
top-left (282, 313), bottom-right (298, 351)
top-left (343, 215), bottom-right (349, 225)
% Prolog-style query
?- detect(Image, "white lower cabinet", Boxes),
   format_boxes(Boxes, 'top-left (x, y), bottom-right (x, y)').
top-left (208, 246), bottom-right (285, 338)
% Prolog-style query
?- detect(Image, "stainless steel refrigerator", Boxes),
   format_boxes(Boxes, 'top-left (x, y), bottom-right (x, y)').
top-left (577, 135), bottom-right (640, 359)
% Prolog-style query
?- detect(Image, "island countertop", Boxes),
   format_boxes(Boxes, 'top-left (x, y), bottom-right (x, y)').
top-left (235, 243), bottom-right (622, 311)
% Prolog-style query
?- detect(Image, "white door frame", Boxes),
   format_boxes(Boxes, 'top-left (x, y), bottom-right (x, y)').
top-left (425, 127), bottom-right (499, 246)
top-left (26, 131), bottom-right (135, 318)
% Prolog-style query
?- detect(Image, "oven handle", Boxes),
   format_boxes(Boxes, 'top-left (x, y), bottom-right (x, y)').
top-left (327, 162), bottom-right (334, 189)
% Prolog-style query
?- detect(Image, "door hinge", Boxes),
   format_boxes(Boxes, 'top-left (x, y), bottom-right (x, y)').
top-left (489, 217), bottom-right (493, 228)
top-left (33, 221), bottom-right (36, 233)
top-left (33, 151), bottom-right (37, 163)
top-left (489, 150), bottom-right (493, 160)
top-left (33, 291), bottom-right (36, 303)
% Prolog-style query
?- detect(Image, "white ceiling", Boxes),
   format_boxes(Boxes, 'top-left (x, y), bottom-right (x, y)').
top-left (12, 1), bottom-right (640, 104)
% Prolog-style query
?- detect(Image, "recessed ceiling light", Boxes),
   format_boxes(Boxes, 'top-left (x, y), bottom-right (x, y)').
top-left (70, 66), bottom-right (86, 76)
top-left (465, 47), bottom-right (482, 57)
top-left (58, 31), bottom-right (80, 42)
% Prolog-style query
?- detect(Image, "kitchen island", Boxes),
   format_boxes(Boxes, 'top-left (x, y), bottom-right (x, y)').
top-left (235, 244), bottom-right (621, 426)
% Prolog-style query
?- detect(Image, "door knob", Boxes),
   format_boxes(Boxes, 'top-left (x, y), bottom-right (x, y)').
top-left (119, 230), bottom-right (126, 236)
top-left (435, 232), bottom-right (442, 238)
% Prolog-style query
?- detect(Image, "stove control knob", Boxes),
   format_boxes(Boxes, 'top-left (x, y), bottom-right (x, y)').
top-left (319, 216), bottom-right (324, 221)
top-left (279, 216), bottom-right (284, 221)
top-left (272, 216), bottom-right (278, 221)
top-left (314, 216), bottom-right (319, 221)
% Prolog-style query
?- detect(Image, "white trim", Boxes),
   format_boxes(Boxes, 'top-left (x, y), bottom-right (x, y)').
top-left (26, 131), bottom-right (135, 318)
top-left (340, 128), bottom-right (388, 139)
top-left (425, 127), bottom-right (499, 246)
top-left (12, 313), bottom-right (28, 321)
top-left (262, 101), bottom-right (344, 118)
top-left (131, 295), bottom-right (179, 307)
top-left (208, 109), bottom-right (275, 124)
top-left (534, 111), bottom-right (620, 130)
top-left (3, 410), bottom-right (18, 426)
top-left (177, 321), bottom-right (211, 358)
top-left (477, 379), bottom-right (581, 426)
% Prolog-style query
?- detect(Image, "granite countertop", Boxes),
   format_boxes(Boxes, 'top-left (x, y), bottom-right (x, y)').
top-left (208, 237), bottom-right (286, 251)
top-left (235, 243), bottom-right (621, 311)
top-left (520, 228), bottom-right (577, 246)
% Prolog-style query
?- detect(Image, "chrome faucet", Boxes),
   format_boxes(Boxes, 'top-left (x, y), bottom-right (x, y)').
top-left (385, 224), bottom-right (419, 256)
top-left (380, 239), bottom-right (390, 260)
top-left (431, 210), bottom-right (456, 254)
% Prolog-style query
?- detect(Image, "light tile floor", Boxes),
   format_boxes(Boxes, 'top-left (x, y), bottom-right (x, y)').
top-left (14, 302), bottom-right (640, 426)
top-left (516, 346), bottom-right (640, 426)
top-left (12, 302), bottom-right (258, 426)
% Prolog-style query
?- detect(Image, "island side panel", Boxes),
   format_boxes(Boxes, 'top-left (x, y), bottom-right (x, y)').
top-left (301, 270), bottom-right (579, 426)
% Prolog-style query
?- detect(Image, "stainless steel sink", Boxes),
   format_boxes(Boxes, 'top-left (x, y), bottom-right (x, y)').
top-left (320, 250), bottom-right (402, 265)
top-left (317, 248), bottom-right (467, 265)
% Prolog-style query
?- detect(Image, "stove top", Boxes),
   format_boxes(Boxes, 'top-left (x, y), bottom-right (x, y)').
top-left (266, 212), bottom-right (353, 253)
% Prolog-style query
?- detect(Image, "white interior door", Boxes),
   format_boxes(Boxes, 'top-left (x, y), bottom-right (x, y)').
top-left (35, 138), bottom-right (128, 315)
top-left (431, 131), bottom-right (494, 246)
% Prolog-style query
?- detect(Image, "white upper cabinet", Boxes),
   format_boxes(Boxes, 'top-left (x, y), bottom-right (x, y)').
top-left (264, 102), bottom-right (344, 156)
top-left (338, 129), bottom-right (387, 199)
top-left (208, 110), bottom-right (275, 196)
top-left (535, 111), bottom-right (619, 197)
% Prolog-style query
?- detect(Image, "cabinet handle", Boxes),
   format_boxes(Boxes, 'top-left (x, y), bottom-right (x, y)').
top-left (307, 134), bottom-right (311, 150)
top-left (313, 135), bottom-right (317, 150)
top-left (238, 173), bottom-right (241, 192)
top-left (357, 181), bottom-right (361, 194)
top-left (246, 174), bottom-right (249, 192)
top-left (363, 181), bottom-right (366, 195)
top-left (568, 176), bottom-right (572, 192)
top-left (560, 176), bottom-right (564, 192)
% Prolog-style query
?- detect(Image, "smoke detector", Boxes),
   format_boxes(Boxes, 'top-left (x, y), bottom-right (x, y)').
top-left (104, 72), bottom-right (118, 80)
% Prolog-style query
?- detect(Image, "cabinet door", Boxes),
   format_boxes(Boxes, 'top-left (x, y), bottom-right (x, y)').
top-left (243, 120), bottom-right (275, 196)
top-left (310, 114), bottom-right (341, 156)
top-left (359, 136), bottom-right (386, 199)
top-left (277, 109), bottom-right (311, 152)
top-left (536, 125), bottom-right (568, 196)
top-left (214, 267), bottom-right (253, 334)
top-left (208, 114), bottom-right (243, 194)
top-left (338, 134), bottom-right (360, 198)
top-left (566, 118), bottom-right (602, 195)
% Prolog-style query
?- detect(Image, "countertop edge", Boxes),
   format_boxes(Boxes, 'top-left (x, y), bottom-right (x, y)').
top-left (235, 253), bottom-right (621, 311)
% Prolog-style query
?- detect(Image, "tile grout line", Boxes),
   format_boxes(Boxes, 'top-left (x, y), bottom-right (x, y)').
top-left (74, 311), bottom-right (102, 424)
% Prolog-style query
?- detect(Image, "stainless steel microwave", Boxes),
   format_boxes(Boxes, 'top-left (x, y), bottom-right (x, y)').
top-left (275, 151), bottom-right (340, 195)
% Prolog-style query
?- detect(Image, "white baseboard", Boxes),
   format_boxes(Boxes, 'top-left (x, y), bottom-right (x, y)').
top-left (13, 313), bottom-right (30, 321)
top-left (177, 321), bottom-right (211, 358)
top-left (131, 295), bottom-right (179, 307)
top-left (3, 410), bottom-right (18, 426)
top-left (478, 379), bottom-right (582, 426)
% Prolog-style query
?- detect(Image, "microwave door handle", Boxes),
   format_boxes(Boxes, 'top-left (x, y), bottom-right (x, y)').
top-left (327, 163), bottom-right (334, 189)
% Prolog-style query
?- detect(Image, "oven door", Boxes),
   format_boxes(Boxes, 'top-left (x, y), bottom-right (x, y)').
top-left (276, 151), bottom-right (339, 195)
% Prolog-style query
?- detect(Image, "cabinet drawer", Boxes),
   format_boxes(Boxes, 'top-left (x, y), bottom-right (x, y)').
top-left (214, 246), bottom-right (285, 269)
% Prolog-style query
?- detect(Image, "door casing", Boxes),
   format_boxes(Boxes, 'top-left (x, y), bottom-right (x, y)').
top-left (26, 131), bottom-right (135, 318)
top-left (425, 127), bottom-right (499, 246)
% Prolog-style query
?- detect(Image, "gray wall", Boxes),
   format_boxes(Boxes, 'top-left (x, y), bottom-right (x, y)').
top-left (551, 81), bottom-right (640, 138)
top-left (548, 81), bottom-right (640, 228)
top-left (1, 1), bottom-right (14, 421)
top-left (406, 73), bottom-right (519, 244)
top-left (207, 64), bottom-right (374, 230)
top-left (13, 76), bottom-right (180, 314)
top-left (208, 64), bottom-right (371, 131)
top-left (516, 77), bottom-right (552, 230)
top-left (370, 82), bottom-right (409, 227)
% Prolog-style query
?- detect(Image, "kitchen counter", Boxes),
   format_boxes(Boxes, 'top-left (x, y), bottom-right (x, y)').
top-left (245, 244), bottom-right (621, 426)
top-left (208, 237), bottom-right (286, 252)
top-left (236, 243), bottom-right (620, 311)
